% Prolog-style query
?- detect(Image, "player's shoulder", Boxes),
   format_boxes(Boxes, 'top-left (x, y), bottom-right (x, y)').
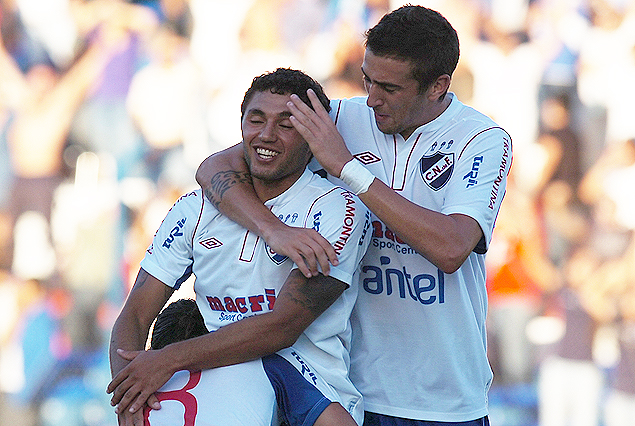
top-left (450, 98), bottom-right (509, 137)
top-left (171, 189), bottom-right (203, 207)
top-left (305, 174), bottom-right (368, 215)
top-left (304, 172), bottom-right (347, 196)
top-left (332, 96), bottom-right (367, 108)
top-left (165, 189), bottom-right (207, 217)
top-left (330, 96), bottom-right (371, 118)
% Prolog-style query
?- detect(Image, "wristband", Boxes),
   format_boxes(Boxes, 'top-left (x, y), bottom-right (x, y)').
top-left (339, 159), bottom-right (375, 195)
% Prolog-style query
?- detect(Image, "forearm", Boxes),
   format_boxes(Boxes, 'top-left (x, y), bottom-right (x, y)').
top-left (109, 315), bottom-right (150, 377)
top-left (164, 310), bottom-right (297, 372)
top-left (359, 179), bottom-right (482, 273)
top-left (196, 145), bottom-right (281, 238)
top-left (109, 269), bottom-right (174, 377)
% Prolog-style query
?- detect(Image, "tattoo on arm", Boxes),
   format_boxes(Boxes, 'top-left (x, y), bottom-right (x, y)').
top-left (204, 171), bottom-right (252, 208)
top-left (132, 269), bottom-right (174, 300)
top-left (282, 272), bottom-right (348, 317)
top-left (131, 268), bottom-right (151, 290)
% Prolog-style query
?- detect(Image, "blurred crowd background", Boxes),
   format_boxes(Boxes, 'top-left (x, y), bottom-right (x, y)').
top-left (1, 0), bottom-right (635, 425)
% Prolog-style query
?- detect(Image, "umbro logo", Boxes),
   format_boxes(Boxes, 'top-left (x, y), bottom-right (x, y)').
top-left (200, 237), bottom-right (223, 249)
top-left (354, 151), bottom-right (381, 165)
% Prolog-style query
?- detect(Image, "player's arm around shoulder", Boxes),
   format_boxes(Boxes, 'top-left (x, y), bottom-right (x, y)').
top-left (197, 145), bottom-right (339, 278)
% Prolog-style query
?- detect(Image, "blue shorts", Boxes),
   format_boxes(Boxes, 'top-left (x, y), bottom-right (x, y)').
top-left (262, 353), bottom-right (332, 426)
top-left (363, 412), bottom-right (490, 426)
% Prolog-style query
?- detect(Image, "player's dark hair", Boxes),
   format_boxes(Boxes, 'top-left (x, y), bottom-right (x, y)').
top-left (241, 68), bottom-right (331, 118)
top-left (151, 298), bottom-right (208, 350)
top-left (365, 5), bottom-right (459, 95)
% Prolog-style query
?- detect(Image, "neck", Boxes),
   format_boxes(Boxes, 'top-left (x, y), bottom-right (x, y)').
top-left (400, 94), bottom-right (452, 140)
top-left (253, 170), bottom-right (305, 202)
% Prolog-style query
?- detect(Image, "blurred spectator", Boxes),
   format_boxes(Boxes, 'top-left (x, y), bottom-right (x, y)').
top-left (2, 23), bottom-right (124, 285)
top-left (466, 11), bottom-right (546, 193)
top-left (576, 0), bottom-right (635, 150)
top-left (69, 0), bottom-right (159, 180)
top-left (538, 180), bottom-right (589, 269)
top-left (125, 21), bottom-right (208, 188)
top-left (604, 280), bottom-right (635, 426)
top-left (536, 93), bottom-right (585, 195)
top-left (537, 242), bottom-right (617, 426)
top-left (486, 175), bottom-right (558, 386)
top-left (578, 138), bottom-right (635, 248)
top-left (535, 93), bottom-right (589, 266)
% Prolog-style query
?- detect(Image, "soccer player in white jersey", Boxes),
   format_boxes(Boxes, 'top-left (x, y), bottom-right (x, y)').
top-left (108, 68), bottom-right (371, 426)
top-left (193, 5), bottom-right (512, 426)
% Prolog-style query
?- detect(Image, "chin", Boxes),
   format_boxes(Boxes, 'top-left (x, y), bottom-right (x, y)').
top-left (377, 125), bottom-right (399, 136)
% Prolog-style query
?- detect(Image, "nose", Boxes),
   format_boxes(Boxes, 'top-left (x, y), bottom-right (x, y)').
top-left (260, 121), bottom-right (276, 142)
top-left (365, 82), bottom-right (383, 108)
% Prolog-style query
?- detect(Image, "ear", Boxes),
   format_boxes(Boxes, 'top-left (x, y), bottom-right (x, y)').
top-left (427, 74), bottom-right (452, 101)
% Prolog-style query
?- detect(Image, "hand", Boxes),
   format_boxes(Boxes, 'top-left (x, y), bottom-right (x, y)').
top-left (262, 220), bottom-right (338, 277)
top-left (115, 396), bottom-right (161, 426)
top-left (108, 349), bottom-right (171, 415)
top-left (116, 405), bottom-right (145, 426)
top-left (287, 89), bottom-right (353, 177)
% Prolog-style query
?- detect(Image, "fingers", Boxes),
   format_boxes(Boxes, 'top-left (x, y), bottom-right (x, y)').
top-left (117, 401), bottom-right (148, 426)
top-left (306, 88), bottom-right (332, 119)
top-left (306, 229), bottom-right (339, 273)
top-left (107, 370), bottom-right (125, 396)
top-left (112, 378), bottom-right (150, 415)
top-left (296, 230), bottom-right (339, 277)
top-left (108, 366), bottom-right (140, 409)
top-left (286, 240), bottom-right (325, 278)
top-left (288, 240), bottom-right (336, 277)
top-left (110, 374), bottom-right (133, 408)
top-left (107, 349), bottom-right (141, 397)
top-left (289, 250), bottom-right (316, 278)
top-left (147, 393), bottom-right (161, 410)
top-left (264, 223), bottom-right (338, 277)
top-left (129, 391), bottom-right (153, 414)
top-left (288, 94), bottom-right (321, 130)
top-left (132, 410), bottom-right (145, 426)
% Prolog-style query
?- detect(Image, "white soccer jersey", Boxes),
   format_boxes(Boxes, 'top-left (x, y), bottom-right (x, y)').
top-left (319, 93), bottom-right (511, 422)
top-left (144, 362), bottom-right (277, 426)
top-left (141, 168), bottom-right (372, 425)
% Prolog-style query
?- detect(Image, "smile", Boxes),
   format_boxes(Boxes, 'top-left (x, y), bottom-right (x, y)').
top-left (256, 148), bottom-right (279, 159)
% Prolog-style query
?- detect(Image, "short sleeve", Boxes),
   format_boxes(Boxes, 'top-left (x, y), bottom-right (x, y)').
top-left (140, 191), bottom-right (202, 289)
top-left (304, 188), bottom-right (371, 285)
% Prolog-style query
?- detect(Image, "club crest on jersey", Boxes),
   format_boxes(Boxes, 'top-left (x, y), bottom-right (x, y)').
top-left (420, 152), bottom-right (454, 190)
top-left (265, 243), bottom-right (288, 265)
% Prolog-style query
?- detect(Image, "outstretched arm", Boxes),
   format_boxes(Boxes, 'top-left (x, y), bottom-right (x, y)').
top-left (107, 269), bottom-right (347, 414)
top-left (196, 144), bottom-right (338, 277)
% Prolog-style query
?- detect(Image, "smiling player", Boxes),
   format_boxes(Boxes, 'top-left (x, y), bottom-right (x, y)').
top-left (108, 68), bottom-right (371, 426)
